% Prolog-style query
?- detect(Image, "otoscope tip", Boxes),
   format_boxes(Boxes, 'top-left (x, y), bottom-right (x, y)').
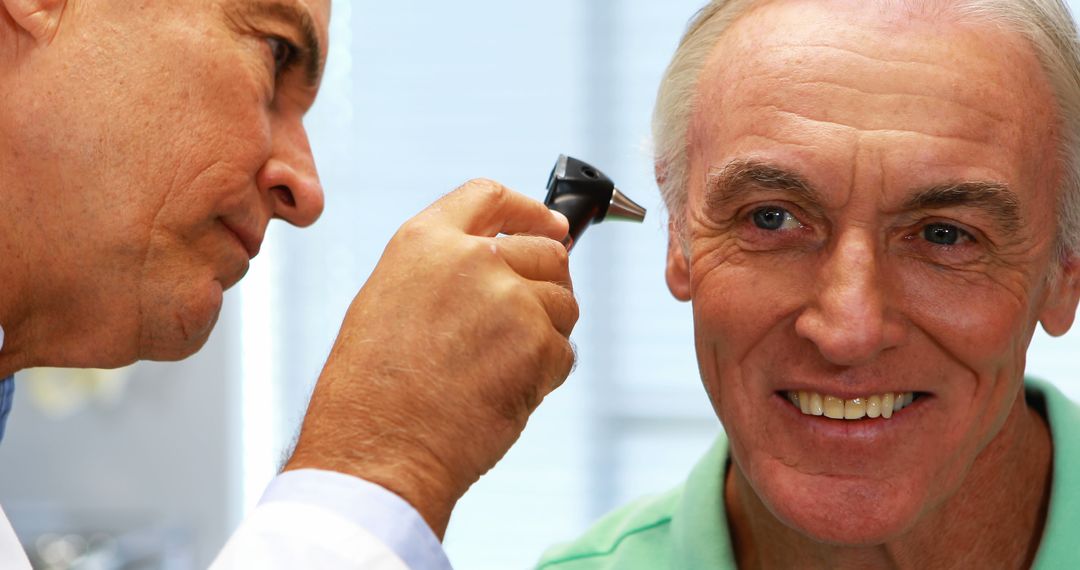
top-left (607, 188), bottom-right (647, 223)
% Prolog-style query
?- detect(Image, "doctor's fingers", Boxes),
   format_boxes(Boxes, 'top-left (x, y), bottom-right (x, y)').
top-left (527, 279), bottom-right (579, 339)
top-left (538, 330), bottom-right (576, 398)
top-left (422, 179), bottom-right (568, 240)
top-left (492, 234), bottom-right (572, 288)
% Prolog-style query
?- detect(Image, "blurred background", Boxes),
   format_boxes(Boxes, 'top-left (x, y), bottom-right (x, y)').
top-left (2, 1), bottom-right (1080, 568)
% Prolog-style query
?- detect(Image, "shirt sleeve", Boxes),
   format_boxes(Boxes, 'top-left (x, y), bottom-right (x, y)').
top-left (211, 469), bottom-right (453, 570)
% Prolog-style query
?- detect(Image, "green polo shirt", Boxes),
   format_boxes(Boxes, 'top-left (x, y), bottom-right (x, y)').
top-left (538, 379), bottom-right (1080, 569)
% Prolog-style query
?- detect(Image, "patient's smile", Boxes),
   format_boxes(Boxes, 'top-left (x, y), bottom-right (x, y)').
top-left (784, 391), bottom-right (921, 420)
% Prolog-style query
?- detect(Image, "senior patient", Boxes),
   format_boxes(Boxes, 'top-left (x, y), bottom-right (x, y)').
top-left (540, 0), bottom-right (1080, 568)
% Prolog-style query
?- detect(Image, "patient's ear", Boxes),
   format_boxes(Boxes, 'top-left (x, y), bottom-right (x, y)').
top-left (2, 0), bottom-right (67, 43)
top-left (1039, 253), bottom-right (1080, 336)
top-left (665, 215), bottom-right (691, 302)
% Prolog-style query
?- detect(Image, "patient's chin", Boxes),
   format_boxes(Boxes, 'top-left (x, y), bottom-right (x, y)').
top-left (139, 280), bottom-right (223, 361)
top-left (752, 466), bottom-right (926, 546)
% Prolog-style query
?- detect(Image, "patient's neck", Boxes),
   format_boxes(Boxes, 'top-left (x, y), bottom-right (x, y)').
top-left (725, 396), bottom-right (1052, 570)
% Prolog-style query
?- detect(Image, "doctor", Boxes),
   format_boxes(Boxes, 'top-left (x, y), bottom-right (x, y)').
top-left (0, 0), bottom-right (574, 567)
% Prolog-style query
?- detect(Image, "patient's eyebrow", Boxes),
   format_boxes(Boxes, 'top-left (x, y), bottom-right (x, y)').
top-left (903, 182), bottom-right (1021, 234)
top-left (233, 0), bottom-right (324, 88)
top-left (704, 159), bottom-right (823, 212)
top-left (704, 161), bottom-right (1023, 235)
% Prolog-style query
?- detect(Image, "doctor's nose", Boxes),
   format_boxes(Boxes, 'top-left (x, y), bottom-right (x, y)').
top-left (794, 230), bottom-right (905, 366)
top-left (258, 119), bottom-right (325, 228)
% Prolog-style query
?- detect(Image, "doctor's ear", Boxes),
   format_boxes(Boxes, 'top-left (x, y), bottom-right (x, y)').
top-left (666, 215), bottom-right (691, 302)
top-left (2, 0), bottom-right (67, 43)
top-left (1039, 252), bottom-right (1080, 336)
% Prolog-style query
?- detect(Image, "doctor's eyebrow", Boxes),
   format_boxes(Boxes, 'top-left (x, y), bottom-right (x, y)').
top-left (230, 0), bottom-right (324, 88)
top-left (902, 182), bottom-right (1022, 234)
top-left (704, 160), bottom-right (824, 212)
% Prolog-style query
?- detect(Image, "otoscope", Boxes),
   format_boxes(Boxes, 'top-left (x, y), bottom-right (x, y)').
top-left (543, 155), bottom-right (647, 250)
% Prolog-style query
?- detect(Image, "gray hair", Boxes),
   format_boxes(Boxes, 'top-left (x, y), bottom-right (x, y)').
top-left (653, 0), bottom-right (1080, 260)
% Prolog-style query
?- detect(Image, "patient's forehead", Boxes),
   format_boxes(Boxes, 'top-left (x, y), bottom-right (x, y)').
top-left (687, 0), bottom-right (1061, 205)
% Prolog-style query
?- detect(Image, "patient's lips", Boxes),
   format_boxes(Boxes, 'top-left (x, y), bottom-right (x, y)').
top-left (785, 391), bottom-right (917, 420)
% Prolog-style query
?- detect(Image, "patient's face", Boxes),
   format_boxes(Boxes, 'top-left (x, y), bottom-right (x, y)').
top-left (668, 0), bottom-right (1077, 543)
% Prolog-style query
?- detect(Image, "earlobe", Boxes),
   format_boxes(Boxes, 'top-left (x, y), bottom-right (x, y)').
top-left (3, 0), bottom-right (67, 43)
top-left (1039, 253), bottom-right (1080, 336)
top-left (666, 216), bottom-right (692, 302)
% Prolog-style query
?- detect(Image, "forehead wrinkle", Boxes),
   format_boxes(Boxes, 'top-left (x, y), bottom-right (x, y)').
top-left (745, 106), bottom-right (1002, 149)
top-left (705, 159), bottom-right (824, 212)
top-left (767, 42), bottom-right (970, 83)
top-left (792, 79), bottom-right (1007, 126)
top-left (735, 133), bottom-right (821, 153)
top-left (740, 81), bottom-right (1012, 146)
top-left (751, 42), bottom-right (980, 95)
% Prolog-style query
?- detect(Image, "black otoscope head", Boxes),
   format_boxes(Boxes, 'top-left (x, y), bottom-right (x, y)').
top-left (543, 155), bottom-right (647, 250)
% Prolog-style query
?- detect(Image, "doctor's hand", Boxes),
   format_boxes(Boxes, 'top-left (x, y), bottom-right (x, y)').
top-left (283, 179), bottom-right (578, 539)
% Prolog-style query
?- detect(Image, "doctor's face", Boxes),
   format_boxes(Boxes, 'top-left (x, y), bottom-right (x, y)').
top-left (666, 1), bottom-right (1080, 544)
top-left (11, 0), bottom-right (329, 363)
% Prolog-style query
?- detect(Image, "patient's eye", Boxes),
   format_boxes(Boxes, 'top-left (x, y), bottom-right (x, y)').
top-left (753, 207), bottom-right (802, 231)
top-left (923, 223), bottom-right (969, 246)
top-left (899, 220), bottom-right (985, 267)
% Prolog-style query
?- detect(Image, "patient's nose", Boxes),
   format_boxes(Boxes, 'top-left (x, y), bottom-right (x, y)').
top-left (794, 230), bottom-right (905, 366)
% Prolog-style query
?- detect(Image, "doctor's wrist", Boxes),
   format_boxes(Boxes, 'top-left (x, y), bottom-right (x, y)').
top-left (283, 441), bottom-right (460, 540)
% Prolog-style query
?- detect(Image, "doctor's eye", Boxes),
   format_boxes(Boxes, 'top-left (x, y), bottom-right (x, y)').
top-left (266, 36), bottom-right (298, 77)
top-left (752, 206), bottom-right (802, 231)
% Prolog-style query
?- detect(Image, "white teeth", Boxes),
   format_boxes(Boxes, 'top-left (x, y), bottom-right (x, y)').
top-left (785, 391), bottom-right (916, 421)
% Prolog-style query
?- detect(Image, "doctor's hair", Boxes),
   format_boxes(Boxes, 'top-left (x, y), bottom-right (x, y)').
top-left (653, 0), bottom-right (1080, 263)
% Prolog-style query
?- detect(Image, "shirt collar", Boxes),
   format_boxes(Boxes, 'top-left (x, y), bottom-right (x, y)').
top-left (0, 324), bottom-right (10, 443)
top-left (672, 431), bottom-right (736, 569)
top-left (0, 376), bottom-right (11, 443)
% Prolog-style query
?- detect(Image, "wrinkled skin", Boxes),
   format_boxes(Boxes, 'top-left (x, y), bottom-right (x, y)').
top-left (665, 1), bottom-right (1080, 567)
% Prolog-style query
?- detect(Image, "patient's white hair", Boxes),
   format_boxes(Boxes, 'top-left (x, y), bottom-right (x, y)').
top-left (654, 0), bottom-right (1080, 261)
